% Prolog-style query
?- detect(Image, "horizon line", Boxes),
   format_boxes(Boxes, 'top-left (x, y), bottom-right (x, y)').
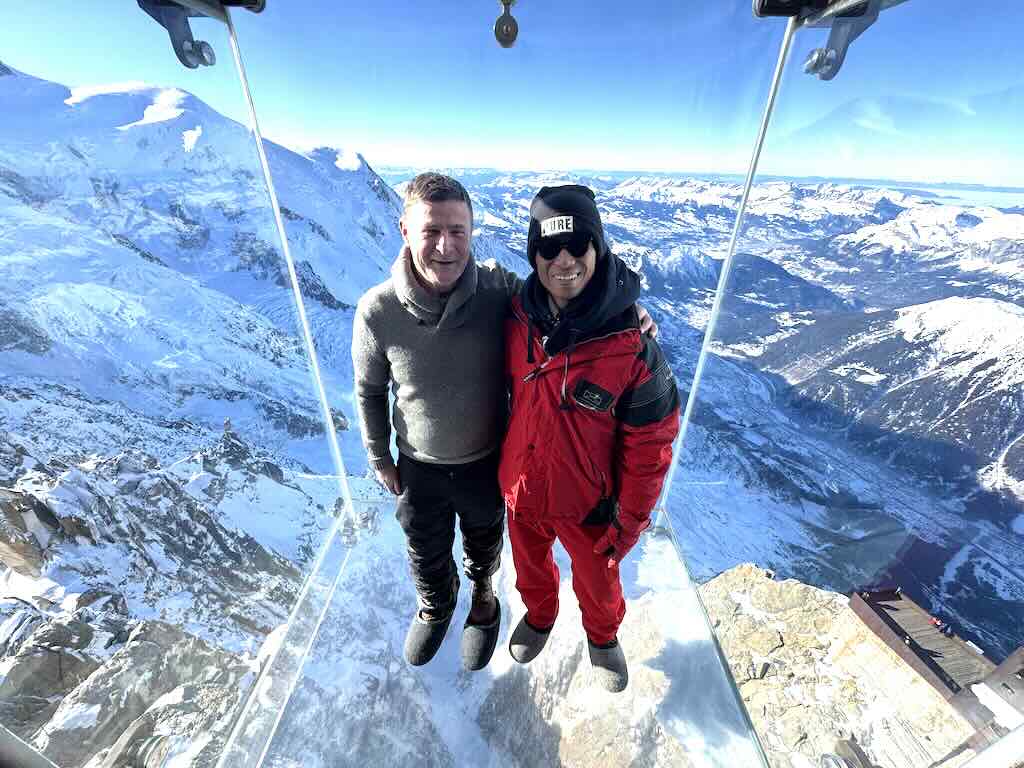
top-left (369, 164), bottom-right (1024, 195)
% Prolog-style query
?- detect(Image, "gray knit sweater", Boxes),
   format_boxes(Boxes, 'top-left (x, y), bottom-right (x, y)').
top-left (352, 248), bottom-right (522, 468)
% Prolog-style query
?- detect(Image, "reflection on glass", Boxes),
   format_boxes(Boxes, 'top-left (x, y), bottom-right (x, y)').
top-left (664, 1), bottom-right (1024, 766)
top-left (0, 5), bottom-right (346, 766)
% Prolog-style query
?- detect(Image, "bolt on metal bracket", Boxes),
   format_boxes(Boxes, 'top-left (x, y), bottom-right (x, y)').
top-left (755, 0), bottom-right (911, 81)
top-left (138, 0), bottom-right (218, 68)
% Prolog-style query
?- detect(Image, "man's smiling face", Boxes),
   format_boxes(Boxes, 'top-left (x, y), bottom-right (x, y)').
top-left (400, 199), bottom-right (472, 294)
top-left (537, 240), bottom-right (597, 309)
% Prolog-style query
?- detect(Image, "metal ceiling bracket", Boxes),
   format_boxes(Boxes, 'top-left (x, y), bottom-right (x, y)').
top-left (802, 0), bottom-right (881, 80)
top-left (138, 0), bottom-right (217, 67)
top-left (754, 0), bottom-right (911, 81)
top-left (137, 0), bottom-right (265, 68)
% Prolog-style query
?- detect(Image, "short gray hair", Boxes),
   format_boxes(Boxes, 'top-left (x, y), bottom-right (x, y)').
top-left (403, 172), bottom-right (473, 222)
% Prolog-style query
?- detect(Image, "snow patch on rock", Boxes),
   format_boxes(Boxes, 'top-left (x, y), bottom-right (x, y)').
top-left (182, 124), bottom-right (203, 153)
top-left (116, 88), bottom-right (187, 130)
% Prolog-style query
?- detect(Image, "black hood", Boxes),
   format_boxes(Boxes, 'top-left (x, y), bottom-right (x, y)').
top-left (521, 252), bottom-right (641, 356)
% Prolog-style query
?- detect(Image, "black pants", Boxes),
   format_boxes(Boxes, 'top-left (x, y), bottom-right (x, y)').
top-left (395, 451), bottom-right (504, 615)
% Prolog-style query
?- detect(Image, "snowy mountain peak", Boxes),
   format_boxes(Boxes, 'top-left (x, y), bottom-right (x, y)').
top-left (895, 295), bottom-right (1024, 353)
top-left (64, 81), bottom-right (162, 106)
top-left (835, 203), bottom-right (1024, 277)
top-left (0, 61), bottom-right (15, 77)
top-left (305, 146), bottom-right (367, 174)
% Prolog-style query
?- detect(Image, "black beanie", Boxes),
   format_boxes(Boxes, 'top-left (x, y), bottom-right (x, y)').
top-left (527, 184), bottom-right (607, 269)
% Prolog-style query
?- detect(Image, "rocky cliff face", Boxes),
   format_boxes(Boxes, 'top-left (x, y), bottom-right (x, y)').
top-left (0, 428), bottom-right (334, 767)
top-left (701, 564), bottom-right (979, 768)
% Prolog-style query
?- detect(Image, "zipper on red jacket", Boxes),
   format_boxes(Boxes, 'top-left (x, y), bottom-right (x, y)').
top-left (523, 359), bottom-right (550, 382)
top-left (559, 331), bottom-right (579, 410)
top-left (513, 302), bottom-right (636, 384)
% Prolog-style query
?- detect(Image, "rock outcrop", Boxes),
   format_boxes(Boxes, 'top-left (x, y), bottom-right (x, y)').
top-left (701, 564), bottom-right (979, 768)
top-left (37, 621), bottom-right (250, 768)
top-left (0, 429), bottom-right (324, 766)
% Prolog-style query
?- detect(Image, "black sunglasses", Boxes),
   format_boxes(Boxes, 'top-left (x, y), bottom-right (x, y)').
top-left (536, 232), bottom-right (592, 262)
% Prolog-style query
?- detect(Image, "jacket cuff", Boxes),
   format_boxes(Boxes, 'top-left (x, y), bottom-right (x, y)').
top-left (618, 511), bottom-right (652, 538)
top-left (369, 455), bottom-right (394, 471)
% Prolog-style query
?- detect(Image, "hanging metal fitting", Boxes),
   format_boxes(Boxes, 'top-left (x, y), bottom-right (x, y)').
top-left (754, 0), bottom-right (910, 81)
top-left (137, 0), bottom-right (265, 68)
top-left (495, 0), bottom-right (519, 48)
top-left (802, 0), bottom-right (882, 80)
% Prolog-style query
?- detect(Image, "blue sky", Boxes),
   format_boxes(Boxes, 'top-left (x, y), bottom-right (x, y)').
top-left (2, 1), bottom-right (1023, 184)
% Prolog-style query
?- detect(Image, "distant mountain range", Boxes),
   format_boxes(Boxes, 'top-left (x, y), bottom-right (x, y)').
top-left (2, 62), bottom-right (1023, 767)
top-left (453, 170), bottom-right (1024, 660)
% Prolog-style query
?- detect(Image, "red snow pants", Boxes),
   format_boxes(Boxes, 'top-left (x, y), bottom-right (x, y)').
top-left (508, 515), bottom-right (625, 645)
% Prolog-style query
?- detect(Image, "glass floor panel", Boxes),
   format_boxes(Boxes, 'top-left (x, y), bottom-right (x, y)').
top-left (219, 496), bottom-right (766, 767)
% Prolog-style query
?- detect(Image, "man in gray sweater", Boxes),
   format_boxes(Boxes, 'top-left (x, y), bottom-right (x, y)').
top-left (353, 173), bottom-right (654, 671)
top-left (352, 173), bottom-right (518, 671)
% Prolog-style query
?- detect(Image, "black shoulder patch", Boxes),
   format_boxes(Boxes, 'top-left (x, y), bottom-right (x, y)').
top-left (615, 336), bottom-right (680, 427)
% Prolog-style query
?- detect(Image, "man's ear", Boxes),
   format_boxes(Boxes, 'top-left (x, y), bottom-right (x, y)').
top-left (398, 216), bottom-right (409, 245)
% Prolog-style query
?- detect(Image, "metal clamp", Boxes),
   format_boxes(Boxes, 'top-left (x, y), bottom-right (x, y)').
top-left (753, 0), bottom-right (828, 17)
top-left (137, 0), bottom-right (265, 68)
top-left (754, 0), bottom-right (910, 81)
top-left (802, 0), bottom-right (881, 80)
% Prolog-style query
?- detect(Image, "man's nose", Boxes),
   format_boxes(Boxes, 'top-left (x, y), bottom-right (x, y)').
top-left (437, 232), bottom-right (451, 255)
top-left (554, 248), bottom-right (576, 267)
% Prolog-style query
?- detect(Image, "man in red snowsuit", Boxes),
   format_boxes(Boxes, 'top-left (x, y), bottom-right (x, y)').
top-left (499, 184), bottom-right (680, 692)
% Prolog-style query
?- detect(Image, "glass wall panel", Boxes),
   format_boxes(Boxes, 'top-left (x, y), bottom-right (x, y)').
top-left (666, 1), bottom-right (1024, 766)
top-left (0, 4), bottom-right (346, 766)
top-left (220, 2), bottom-right (785, 766)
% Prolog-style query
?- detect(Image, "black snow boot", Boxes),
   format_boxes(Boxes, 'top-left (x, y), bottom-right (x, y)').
top-left (404, 573), bottom-right (459, 666)
top-left (588, 637), bottom-right (628, 692)
top-left (461, 576), bottom-right (501, 671)
top-left (508, 615), bottom-right (552, 664)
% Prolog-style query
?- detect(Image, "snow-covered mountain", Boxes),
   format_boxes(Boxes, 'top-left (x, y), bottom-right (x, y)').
top-left (450, 171), bottom-right (1024, 661)
top-left (0, 60), bottom-right (404, 475)
top-left (3, 58), bottom-right (1024, 768)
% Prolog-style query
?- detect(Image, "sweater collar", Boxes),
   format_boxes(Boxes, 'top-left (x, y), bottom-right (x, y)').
top-left (392, 246), bottom-right (478, 329)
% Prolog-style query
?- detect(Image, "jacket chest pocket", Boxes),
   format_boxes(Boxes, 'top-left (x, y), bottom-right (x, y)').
top-left (571, 378), bottom-right (615, 412)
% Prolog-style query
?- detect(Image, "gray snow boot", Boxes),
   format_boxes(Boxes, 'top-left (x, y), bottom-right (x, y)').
top-left (461, 577), bottom-right (501, 671)
top-left (588, 637), bottom-right (628, 692)
top-left (509, 615), bottom-right (552, 664)
top-left (404, 574), bottom-right (459, 666)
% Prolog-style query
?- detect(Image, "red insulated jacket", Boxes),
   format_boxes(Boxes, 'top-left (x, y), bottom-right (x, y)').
top-left (499, 294), bottom-right (680, 532)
